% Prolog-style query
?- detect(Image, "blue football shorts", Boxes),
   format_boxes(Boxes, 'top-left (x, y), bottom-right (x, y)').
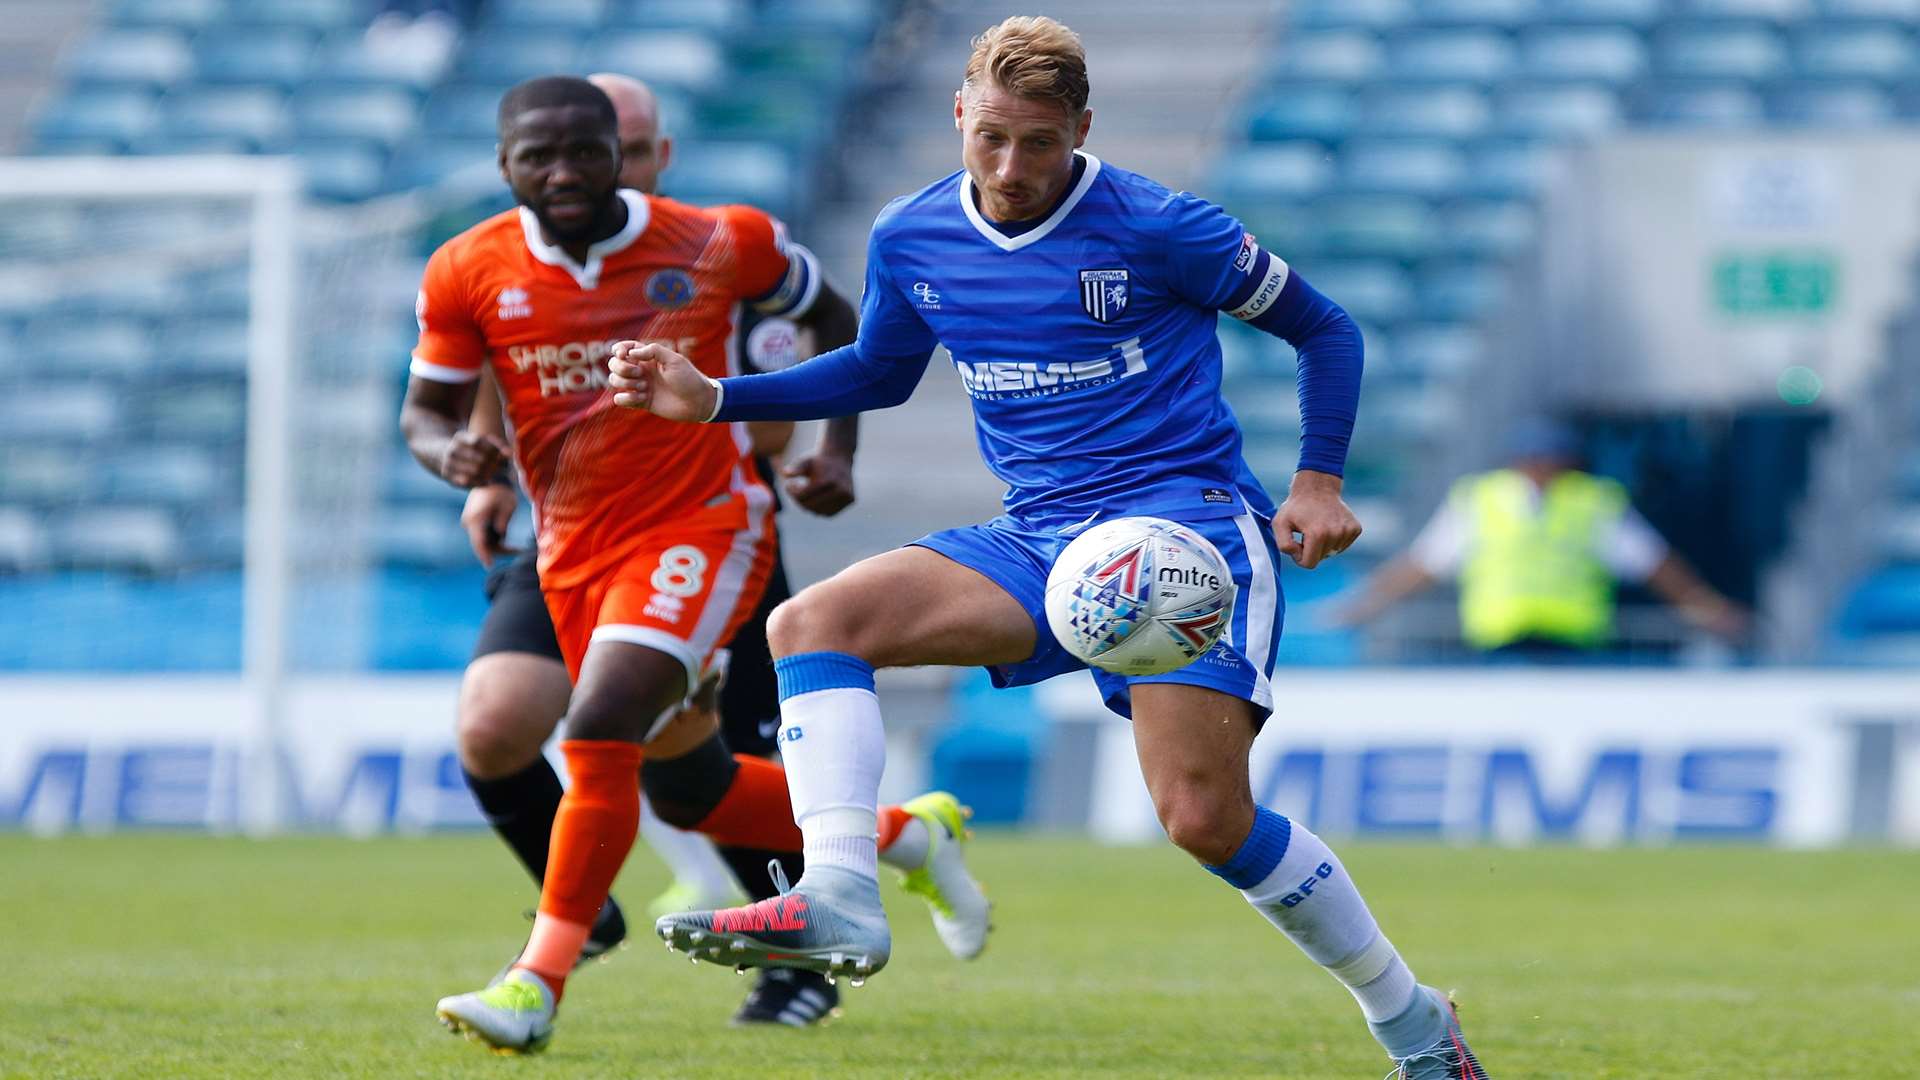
top-left (913, 507), bottom-right (1286, 721)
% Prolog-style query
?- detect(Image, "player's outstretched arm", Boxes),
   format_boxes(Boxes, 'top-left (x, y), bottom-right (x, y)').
top-left (400, 375), bottom-right (511, 489)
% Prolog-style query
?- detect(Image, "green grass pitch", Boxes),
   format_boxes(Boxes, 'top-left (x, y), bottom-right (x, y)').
top-left (2, 833), bottom-right (1914, 1078)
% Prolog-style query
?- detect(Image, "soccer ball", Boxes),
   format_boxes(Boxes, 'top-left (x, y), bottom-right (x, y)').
top-left (1043, 517), bottom-right (1237, 676)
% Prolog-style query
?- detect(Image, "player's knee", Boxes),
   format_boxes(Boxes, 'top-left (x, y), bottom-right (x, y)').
top-left (765, 587), bottom-right (855, 658)
top-left (1153, 785), bottom-right (1249, 866)
top-left (455, 696), bottom-right (549, 779)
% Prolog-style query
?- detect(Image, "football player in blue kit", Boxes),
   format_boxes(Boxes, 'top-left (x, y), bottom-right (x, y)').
top-left (609, 16), bottom-right (1488, 1079)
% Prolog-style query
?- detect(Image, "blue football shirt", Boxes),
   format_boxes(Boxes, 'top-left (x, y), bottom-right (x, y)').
top-left (714, 150), bottom-right (1359, 528)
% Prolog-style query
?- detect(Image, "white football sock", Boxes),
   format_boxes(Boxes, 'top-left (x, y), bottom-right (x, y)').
top-left (1240, 821), bottom-right (1419, 1023)
top-left (777, 686), bottom-right (884, 881)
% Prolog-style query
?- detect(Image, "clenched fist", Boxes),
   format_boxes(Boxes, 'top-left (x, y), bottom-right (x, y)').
top-left (607, 340), bottom-right (719, 422)
top-left (439, 429), bottom-right (511, 489)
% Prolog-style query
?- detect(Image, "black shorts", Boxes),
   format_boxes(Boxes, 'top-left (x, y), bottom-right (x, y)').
top-left (471, 542), bottom-right (792, 759)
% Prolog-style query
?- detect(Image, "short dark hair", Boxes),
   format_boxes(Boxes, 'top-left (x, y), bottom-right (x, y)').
top-left (497, 76), bottom-right (618, 137)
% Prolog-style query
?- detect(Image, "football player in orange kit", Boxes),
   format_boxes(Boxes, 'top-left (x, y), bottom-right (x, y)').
top-left (401, 77), bottom-right (987, 1054)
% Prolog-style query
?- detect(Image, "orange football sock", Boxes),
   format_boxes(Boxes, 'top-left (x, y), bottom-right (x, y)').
top-left (876, 804), bottom-right (911, 852)
top-left (514, 739), bottom-right (645, 997)
top-left (693, 755), bottom-right (805, 851)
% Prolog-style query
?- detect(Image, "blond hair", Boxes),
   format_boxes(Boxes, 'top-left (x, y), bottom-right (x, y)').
top-left (963, 16), bottom-right (1089, 116)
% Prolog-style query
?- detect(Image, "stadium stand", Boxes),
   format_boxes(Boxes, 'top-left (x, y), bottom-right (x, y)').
top-left (1208, 0), bottom-right (1920, 664)
top-left (4, 0), bottom-right (889, 670)
top-left (9, 0), bottom-right (1919, 672)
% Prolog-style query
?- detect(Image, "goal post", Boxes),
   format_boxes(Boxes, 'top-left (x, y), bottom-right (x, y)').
top-left (0, 157), bottom-right (455, 833)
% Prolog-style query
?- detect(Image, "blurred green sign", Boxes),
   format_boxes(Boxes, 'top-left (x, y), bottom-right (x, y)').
top-left (1712, 253), bottom-right (1836, 314)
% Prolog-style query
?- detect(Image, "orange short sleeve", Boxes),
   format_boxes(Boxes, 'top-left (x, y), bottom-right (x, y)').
top-left (409, 242), bottom-right (486, 383)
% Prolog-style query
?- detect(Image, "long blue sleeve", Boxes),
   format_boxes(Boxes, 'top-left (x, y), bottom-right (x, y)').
top-left (713, 209), bottom-right (939, 423)
top-left (1243, 270), bottom-right (1362, 477)
top-left (712, 340), bottom-right (933, 421)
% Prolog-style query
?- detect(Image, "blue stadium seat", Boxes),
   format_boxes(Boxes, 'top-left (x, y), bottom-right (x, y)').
top-left (158, 318), bottom-right (250, 375)
top-left (486, 0), bottom-right (606, 31)
top-left (0, 388), bottom-right (119, 443)
top-left (31, 137), bottom-right (125, 157)
top-left (230, 0), bottom-right (365, 32)
top-left (28, 317), bottom-right (155, 377)
top-left (1674, 0), bottom-right (1811, 17)
top-left (111, 0), bottom-right (223, 32)
top-left (1818, 0), bottom-right (1920, 17)
top-left (1632, 81), bottom-right (1767, 126)
top-left (422, 83), bottom-right (508, 140)
top-left (155, 87), bottom-right (289, 149)
top-left (144, 384), bottom-right (246, 440)
top-left (577, 31), bottom-right (725, 92)
top-left (56, 507), bottom-right (183, 572)
top-left (1245, 83), bottom-right (1355, 143)
top-left (1384, 29), bottom-right (1518, 83)
top-left (1212, 143), bottom-right (1335, 202)
top-left (760, 0), bottom-right (882, 33)
top-left (1295, 261), bottom-right (1414, 324)
top-left (1290, 0), bottom-right (1413, 29)
top-left (1355, 86), bottom-right (1490, 138)
top-left (33, 89), bottom-right (157, 147)
top-left (456, 29), bottom-right (586, 85)
top-left (98, 446), bottom-right (225, 506)
top-left (0, 445), bottom-right (91, 503)
top-left (127, 133), bottom-right (256, 155)
top-left (62, 29), bottom-right (194, 88)
top-left (1792, 24), bottom-right (1916, 80)
top-left (0, 508), bottom-right (48, 573)
top-left (1412, 0), bottom-right (1540, 28)
top-left (667, 142), bottom-right (800, 219)
top-left (1311, 195), bottom-right (1436, 259)
top-left (291, 84), bottom-right (419, 145)
top-left (1767, 80), bottom-right (1895, 124)
top-left (1537, 0), bottom-right (1663, 25)
top-left (297, 139), bottom-right (389, 201)
top-left (608, 0), bottom-right (748, 33)
top-left (1393, 323), bottom-right (1486, 378)
top-left (375, 506), bottom-right (471, 568)
top-left (1517, 26), bottom-right (1648, 84)
top-left (1339, 139), bottom-right (1467, 197)
top-left (1415, 260), bottom-right (1509, 321)
top-left (1270, 30), bottom-right (1384, 80)
top-left (1494, 82), bottom-right (1622, 137)
top-left (192, 27), bottom-right (318, 88)
top-left (387, 138), bottom-right (507, 191)
top-left (1654, 21), bottom-right (1791, 80)
top-left (309, 29), bottom-right (443, 89)
top-left (1435, 198), bottom-right (1537, 256)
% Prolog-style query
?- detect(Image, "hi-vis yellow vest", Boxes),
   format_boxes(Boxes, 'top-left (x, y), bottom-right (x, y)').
top-left (1455, 469), bottom-right (1629, 650)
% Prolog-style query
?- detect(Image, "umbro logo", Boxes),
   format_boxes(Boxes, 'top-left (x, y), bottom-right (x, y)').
top-left (497, 286), bottom-right (532, 320)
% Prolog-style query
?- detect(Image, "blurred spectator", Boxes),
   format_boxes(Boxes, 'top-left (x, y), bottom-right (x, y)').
top-left (1332, 419), bottom-right (1749, 660)
top-left (364, 0), bottom-right (477, 83)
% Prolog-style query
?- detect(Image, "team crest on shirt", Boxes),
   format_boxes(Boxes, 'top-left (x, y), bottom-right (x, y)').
top-left (647, 269), bottom-right (695, 310)
top-left (1079, 268), bottom-right (1128, 323)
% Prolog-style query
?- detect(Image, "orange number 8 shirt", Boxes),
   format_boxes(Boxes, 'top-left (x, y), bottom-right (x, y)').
top-left (410, 190), bottom-right (817, 682)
